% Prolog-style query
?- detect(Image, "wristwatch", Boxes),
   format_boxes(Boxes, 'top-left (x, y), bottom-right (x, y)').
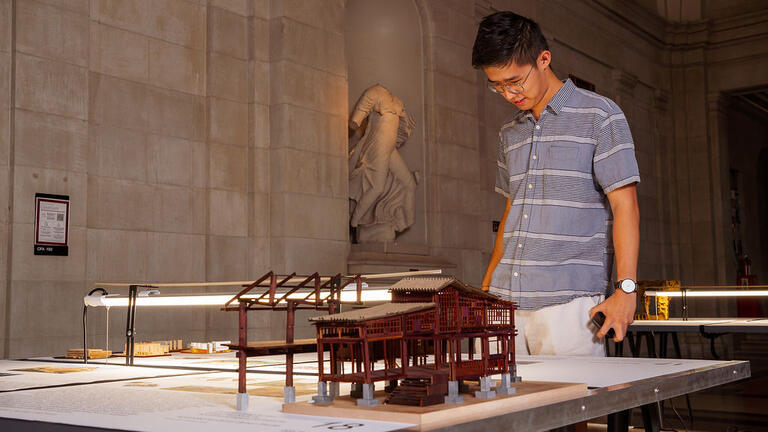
top-left (614, 278), bottom-right (638, 294)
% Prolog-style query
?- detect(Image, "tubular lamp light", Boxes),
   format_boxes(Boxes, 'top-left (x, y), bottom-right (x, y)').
top-left (645, 290), bottom-right (768, 297)
top-left (83, 286), bottom-right (392, 307)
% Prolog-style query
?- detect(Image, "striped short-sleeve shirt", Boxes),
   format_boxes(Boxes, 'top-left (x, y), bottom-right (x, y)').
top-left (490, 79), bottom-right (640, 310)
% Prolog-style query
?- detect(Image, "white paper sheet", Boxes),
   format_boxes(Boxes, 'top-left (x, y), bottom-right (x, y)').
top-left (0, 360), bottom-right (200, 392)
top-left (514, 355), bottom-right (727, 388)
top-left (0, 369), bottom-right (411, 432)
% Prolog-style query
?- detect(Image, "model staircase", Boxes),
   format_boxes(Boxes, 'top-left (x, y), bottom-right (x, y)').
top-left (385, 376), bottom-right (447, 407)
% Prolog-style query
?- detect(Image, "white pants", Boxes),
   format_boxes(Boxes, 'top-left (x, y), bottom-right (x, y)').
top-left (515, 295), bottom-right (605, 356)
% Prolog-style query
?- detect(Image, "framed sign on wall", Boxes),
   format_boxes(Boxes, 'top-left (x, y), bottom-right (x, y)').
top-left (34, 193), bottom-right (70, 256)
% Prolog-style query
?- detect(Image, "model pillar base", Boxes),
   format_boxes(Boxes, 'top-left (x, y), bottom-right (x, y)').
top-left (356, 383), bottom-right (379, 407)
top-left (312, 381), bottom-right (334, 405)
top-left (236, 392), bottom-right (249, 411)
top-left (444, 380), bottom-right (464, 404)
top-left (284, 386), bottom-right (296, 404)
top-left (350, 382), bottom-right (363, 398)
top-left (329, 381), bottom-right (340, 397)
top-left (496, 373), bottom-right (517, 395)
top-left (510, 365), bottom-right (523, 382)
top-left (475, 376), bottom-right (497, 399)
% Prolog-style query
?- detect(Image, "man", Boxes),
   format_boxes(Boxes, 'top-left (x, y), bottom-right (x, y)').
top-left (473, 12), bottom-right (640, 356)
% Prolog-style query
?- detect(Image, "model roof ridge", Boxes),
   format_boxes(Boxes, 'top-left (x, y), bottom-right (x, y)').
top-left (389, 275), bottom-right (498, 299)
top-left (308, 302), bottom-right (436, 323)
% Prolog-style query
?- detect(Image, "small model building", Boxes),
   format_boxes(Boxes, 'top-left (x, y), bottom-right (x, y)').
top-left (186, 341), bottom-right (231, 354)
top-left (66, 349), bottom-right (111, 359)
top-left (309, 276), bottom-right (517, 406)
top-left (124, 342), bottom-right (169, 356)
top-left (152, 339), bottom-right (184, 352)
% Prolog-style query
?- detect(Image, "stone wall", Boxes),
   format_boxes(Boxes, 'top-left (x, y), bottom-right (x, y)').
top-left (0, 0), bottom-right (348, 358)
top-left (1, 0), bottom-right (767, 358)
top-left (0, 0), bottom-right (11, 356)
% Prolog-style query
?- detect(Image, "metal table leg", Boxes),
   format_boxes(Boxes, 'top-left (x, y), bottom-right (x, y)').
top-left (607, 410), bottom-right (629, 432)
top-left (671, 332), bottom-right (694, 427)
top-left (641, 403), bottom-right (661, 432)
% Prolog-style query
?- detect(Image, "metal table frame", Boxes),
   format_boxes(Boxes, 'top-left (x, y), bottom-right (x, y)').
top-left (0, 358), bottom-right (749, 432)
top-left (625, 318), bottom-right (768, 360)
top-left (434, 360), bottom-right (749, 431)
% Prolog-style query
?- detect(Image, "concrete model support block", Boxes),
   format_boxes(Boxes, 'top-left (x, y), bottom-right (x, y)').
top-left (496, 373), bottom-right (517, 395)
top-left (284, 386), bottom-right (296, 404)
top-left (511, 364), bottom-right (523, 382)
top-left (350, 382), bottom-right (363, 398)
top-left (311, 381), bottom-right (334, 405)
top-left (444, 380), bottom-right (464, 404)
top-left (475, 376), bottom-right (496, 399)
top-left (236, 392), bottom-right (248, 411)
top-left (329, 381), bottom-right (340, 397)
top-left (356, 383), bottom-right (378, 407)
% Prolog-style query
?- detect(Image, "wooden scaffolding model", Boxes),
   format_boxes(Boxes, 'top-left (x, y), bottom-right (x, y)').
top-left (222, 270), bottom-right (364, 409)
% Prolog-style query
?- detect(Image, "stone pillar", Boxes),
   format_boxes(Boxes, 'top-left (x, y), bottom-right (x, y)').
top-left (356, 383), bottom-right (378, 407)
top-left (444, 380), bottom-right (464, 404)
top-left (474, 376), bottom-right (496, 399)
top-left (205, 1), bottom-right (259, 343)
top-left (668, 22), bottom-right (717, 319)
top-left (311, 381), bottom-right (333, 405)
top-left (421, 1), bottom-right (483, 283)
top-left (284, 385), bottom-right (295, 404)
top-left (706, 93), bottom-right (733, 290)
top-left (350, 382), bottom-right (363, 398)
top-left (8, 0), bottom-right (89, 358)
top-left (653, 89), bottom-right (681, 280)
top-left (268, 0), bottom-right (349, 276)
top-left (329, 381), bottom-right (340, 397)
top-left (236, 392), bottom-right (249, 411)
top-left (0, 0), bottom-right (12, 358)
top-left (496, 373), bottom-right (517, 395)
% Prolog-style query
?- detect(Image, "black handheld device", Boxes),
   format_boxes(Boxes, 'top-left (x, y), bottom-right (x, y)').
top-left (591, 311), bottom-right (616, 339)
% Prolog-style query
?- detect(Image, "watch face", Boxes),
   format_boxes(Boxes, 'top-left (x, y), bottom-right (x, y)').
top-left (620, 279), bottom-right (636, 293)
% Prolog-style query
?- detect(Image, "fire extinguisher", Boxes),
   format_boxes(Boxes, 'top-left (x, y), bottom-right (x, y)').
top-left (737, 255), bottom-right (762, 317)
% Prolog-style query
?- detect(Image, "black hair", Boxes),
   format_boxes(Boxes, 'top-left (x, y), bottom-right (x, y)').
top-left (471, 11), bottom-right (549, 69)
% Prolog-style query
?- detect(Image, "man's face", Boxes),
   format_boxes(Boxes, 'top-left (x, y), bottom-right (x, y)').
top-left (483, 56), bottom-right (545, 111)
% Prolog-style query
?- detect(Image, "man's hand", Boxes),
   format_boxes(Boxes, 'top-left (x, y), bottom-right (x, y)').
top-left (589, 291), bottom-right (637, 341)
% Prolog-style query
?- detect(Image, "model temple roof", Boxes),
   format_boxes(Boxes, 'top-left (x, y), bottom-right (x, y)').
top-left (309, 302), bottom-right (435, 323)
top-left (389, 276), bottom-right (499, 299)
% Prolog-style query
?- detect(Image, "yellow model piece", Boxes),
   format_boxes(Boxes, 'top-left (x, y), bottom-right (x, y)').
top-left (636, 280), bottom-right (679, 320)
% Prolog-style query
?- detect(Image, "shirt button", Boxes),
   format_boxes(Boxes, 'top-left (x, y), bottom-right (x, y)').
top-left (532, 155), bottom-right (537, 160)
top-left (535, 125), bottom-right (541, 130)
top-left (528, 184), bottom-right (533, 189)
top-left (523, 214), bottom-right (528, 219)
top-left (518, 243), bottom-right (523, 248)
top-left (513, 272), bottom-right (519, 277)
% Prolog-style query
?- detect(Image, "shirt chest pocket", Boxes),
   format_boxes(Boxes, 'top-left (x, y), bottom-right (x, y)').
top-left (545, 143), bottom-right (585, 170)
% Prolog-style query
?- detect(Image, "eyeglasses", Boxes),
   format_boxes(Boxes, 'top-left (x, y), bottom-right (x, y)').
top-left (487, 65), bottom-right (534, 95)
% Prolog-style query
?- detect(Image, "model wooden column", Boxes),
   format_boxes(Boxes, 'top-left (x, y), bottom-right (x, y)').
top-left (238, 300), bottom-right (247, 395)
top-left (286, 300), bottom-right (296, 388)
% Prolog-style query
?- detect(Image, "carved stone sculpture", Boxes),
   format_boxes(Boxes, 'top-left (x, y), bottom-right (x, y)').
top-left (348, 84), bottom-right (417, 242)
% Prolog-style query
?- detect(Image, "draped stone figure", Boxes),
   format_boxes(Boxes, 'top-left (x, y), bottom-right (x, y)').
top-left (348, 84), bottom-right (418, 242)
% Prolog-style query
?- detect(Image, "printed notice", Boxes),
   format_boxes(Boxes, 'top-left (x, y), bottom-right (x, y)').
top-left (34, 193), bottom-right (70, 256)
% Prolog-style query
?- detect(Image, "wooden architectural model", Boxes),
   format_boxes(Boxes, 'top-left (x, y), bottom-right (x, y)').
top-left (223, 271), bottom-right (367, 410)
top-left (309, 276), bottom-right (518, 406)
